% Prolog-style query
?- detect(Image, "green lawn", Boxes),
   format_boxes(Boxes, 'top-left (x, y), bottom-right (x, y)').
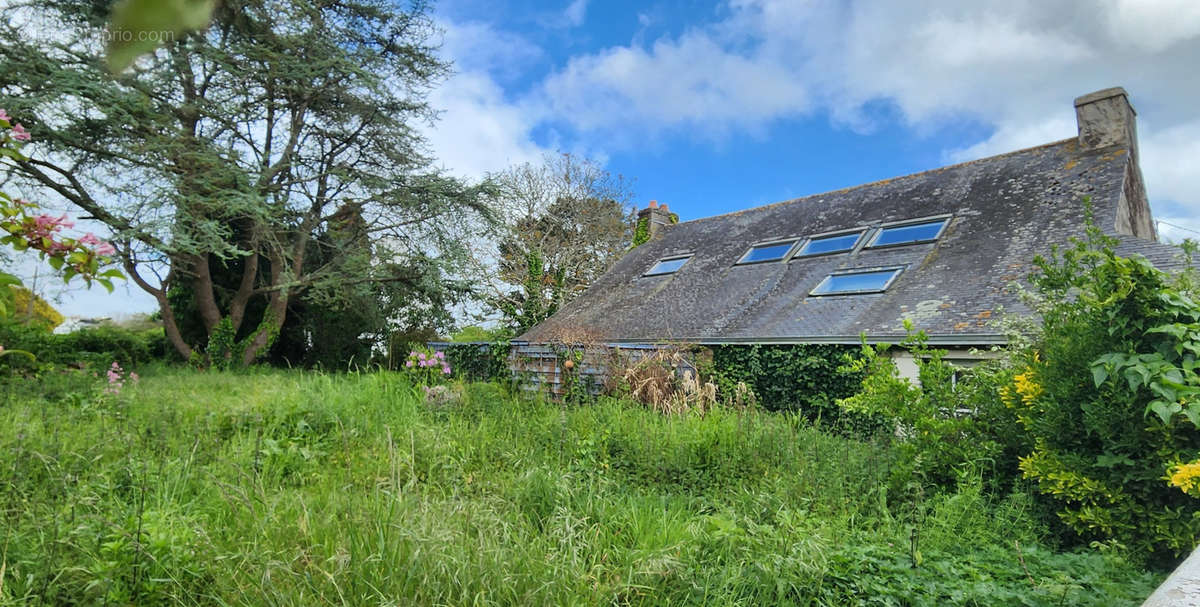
top-left (0, 368), bottom-right (1161, 605)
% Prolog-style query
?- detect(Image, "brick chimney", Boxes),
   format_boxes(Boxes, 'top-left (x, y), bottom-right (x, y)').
top-left (1073, 87), bottom-right (1155, 240)
top-left (635, 200), bottom-right (673, 244)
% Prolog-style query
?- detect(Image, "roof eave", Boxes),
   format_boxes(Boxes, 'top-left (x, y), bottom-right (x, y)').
top-left (513, 334), bottom-right (1010, 347)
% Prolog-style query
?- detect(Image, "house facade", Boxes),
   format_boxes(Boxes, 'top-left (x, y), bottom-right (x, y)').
top-left (512, 88), bottom-right (1192, 386)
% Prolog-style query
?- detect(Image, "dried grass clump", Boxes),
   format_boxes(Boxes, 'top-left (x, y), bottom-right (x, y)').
top-left (612, 347), bottom-right (722, 415)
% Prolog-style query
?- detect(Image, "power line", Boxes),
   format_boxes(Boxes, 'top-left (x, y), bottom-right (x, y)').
top-left (1157, 220), bottom-right (1200, 237)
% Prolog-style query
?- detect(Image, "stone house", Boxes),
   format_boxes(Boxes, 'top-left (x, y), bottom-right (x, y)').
top-left (512, 88), bottom-right (1193, 387)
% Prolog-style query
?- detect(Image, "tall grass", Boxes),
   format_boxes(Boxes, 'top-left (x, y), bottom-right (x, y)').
top-left (0, 368), bottom-right (1160, 605)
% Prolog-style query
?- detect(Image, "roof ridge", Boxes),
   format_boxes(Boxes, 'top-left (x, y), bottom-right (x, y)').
top-left (676, 137), bottom-right (1084, 226)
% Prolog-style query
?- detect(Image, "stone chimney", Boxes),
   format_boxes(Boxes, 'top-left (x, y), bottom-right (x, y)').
top-left (635, 200), bottom-right (674, 245)
top-left (1073, 87), bottom-right (1155, 240)
top-left (1074, 87), bottom-right (1139, 159)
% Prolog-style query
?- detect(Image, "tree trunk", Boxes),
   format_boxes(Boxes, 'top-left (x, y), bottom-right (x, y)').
top-left (157, 295), bottom-right (194, 360)
top-left (192, 255), bottom-right (223, 334)
top-left (240, 249), bottom-right (292, 365)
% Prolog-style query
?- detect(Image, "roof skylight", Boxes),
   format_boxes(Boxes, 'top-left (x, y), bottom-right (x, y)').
top-left (737, 241), bottom-right (796, 264)
top-left (868, 219), bottom-right (948, 248)
top-left (810, 267), bottom-right (902, 296)
top-left (644, 255), bottom-right (691, 276)
top-left (795, 231), bottom-right (865, 257)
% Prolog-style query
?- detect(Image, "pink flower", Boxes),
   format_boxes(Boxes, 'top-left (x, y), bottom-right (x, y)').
top-left (405, 360), bottom-right (414, 368)
top-left (94, 242), bottom-right (116, 256)
top-left (34, 214), bottom-right (59, 231)
top-left (434, 351), bottom-right (445, 360)
top-left (79, 233), bottom-right (101, 245)
top-left (55, 214), bottom-right (74, 229)
top-left (129, 372), bottom-right (139, 383)
top-left (0, 109), bottom-right (8, 122)
top-left (442, 365), bottom-right (451, 375)
top-left (418, 352), bottom-right (426, 361)
top-left (10, 123), bottom-right (30, 141)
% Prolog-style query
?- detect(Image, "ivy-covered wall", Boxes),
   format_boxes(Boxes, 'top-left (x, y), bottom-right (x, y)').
top-left (443, 340), bottom-right (865, 416)
top-left (707, 344), bottom-right (865, 416)
top-left (441, 341), bottom-right (511, 382)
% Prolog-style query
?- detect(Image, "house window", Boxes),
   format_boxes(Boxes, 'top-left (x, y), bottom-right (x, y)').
top-left (810, 267), bottom-right (903, 295)
top-left (644, 255), bottom-right (691, 276)
top-left (868, 218), bottom-right (949, 248)
top-left (737, 241), bottom-right (797, 264)
top-left (795, 231), bottom-right (865, 257)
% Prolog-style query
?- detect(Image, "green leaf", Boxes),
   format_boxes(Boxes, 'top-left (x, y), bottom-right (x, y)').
top-left (1095, 453), bottom-right (1135, 468)
top-left (1147, 399), bottom-right (1182, 425)
top-left (1091, 364), bottom-right (1109, 387)
top-left (98, 278), bottom-right (114, 293)
top-left (47, 255), bottom-right (65, 271)
top-left (1182, 405), bottom-right (1200, 429)
top-left (0, 271), bottom-right (22, 288)
top-left (106, 0), bottom-right (216, 72)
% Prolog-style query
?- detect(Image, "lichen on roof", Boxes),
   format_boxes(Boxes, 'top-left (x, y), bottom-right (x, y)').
top-left (520, 138), bottom-right (1187, 345)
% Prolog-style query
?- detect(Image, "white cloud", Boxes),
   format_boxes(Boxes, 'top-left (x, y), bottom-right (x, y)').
top-left (1105, 0), bottom-right (1200, 53)
top-left (437, 19), bottom-right (543, 81)
top-left (537, 31), bottom-right (809, 140)
top-left (564, 0), bottom-right (589, 28)
top-left (521, 0), bottom-right (1200, 214)
top-left (422, 20), bottom-right (550, 177)
top-left (1141, 119), bottom-right (1200, 207)
top-left (946, 116), bottom-right (1078, 163)
top-left (423, 69), bottom-right (546, 177)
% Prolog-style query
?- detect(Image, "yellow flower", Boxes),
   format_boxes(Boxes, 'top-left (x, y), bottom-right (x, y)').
top-left (1168, 461), bottom-right (1200, 496)
top-left (1010, 370), bottom-right (1043, 408)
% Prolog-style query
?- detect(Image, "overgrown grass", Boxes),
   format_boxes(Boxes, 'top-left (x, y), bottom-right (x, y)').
top-left (0, 368), bottom-right (1161, 605)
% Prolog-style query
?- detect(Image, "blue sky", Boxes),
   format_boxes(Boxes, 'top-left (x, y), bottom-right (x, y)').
top-left (35, 0), bottom-right (1200, 317)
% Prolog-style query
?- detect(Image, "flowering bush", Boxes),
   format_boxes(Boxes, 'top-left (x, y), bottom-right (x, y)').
top-left (104, 361), bottom-right (139, 395)
top-left (0, 109), bottom-right (124, 311)
top-left (403, 348), bottom-right (451, 385)
top-left (1005, 220), bottom-right (1200, 566)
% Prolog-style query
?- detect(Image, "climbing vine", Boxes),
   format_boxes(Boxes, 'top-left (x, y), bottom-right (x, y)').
top-left (707, 344), bottom-right (865, 417)
top-left (632, 216), bottom-right (651, 247)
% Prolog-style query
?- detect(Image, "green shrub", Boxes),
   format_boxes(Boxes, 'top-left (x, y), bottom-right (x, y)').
top-left (838, 324), bottom-right (1013, 496)
top-left (708, 344), bottom-right (865, 417)
top-left (0, 321), bottom-right (168, 370)
top-left (1006, 226), bottom-right (1200, 566)
top-left (445, 339), bottom-right (511, 382)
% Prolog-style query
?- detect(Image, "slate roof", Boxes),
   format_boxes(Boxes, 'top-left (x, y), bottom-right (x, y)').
top-left (519, 137), bottom-right (1193, 346)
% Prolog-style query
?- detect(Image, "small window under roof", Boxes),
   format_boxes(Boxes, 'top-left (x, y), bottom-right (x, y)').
top-left (810, 268), bottom-right (902, 296)
top-left (644, 255), bottom-right (691, 276)
top-left (737, 241), bottom-right (796, 264)
top-left (795, 231), bottom-right (864, 257)
top-left (869, 219), bottom-right (948, 248)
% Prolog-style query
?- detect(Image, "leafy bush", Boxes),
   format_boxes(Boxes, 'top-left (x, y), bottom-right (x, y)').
top-left (708, 344), bottom-right (864, 417)
top-left (9, 286), bottom-right (64, 330)
top-left (444, 339), bottom-right (511, 382)
top-left (838, 324), bottom-right (1012, 495)
top-left (0, 321), bottom-right (168, 370)
top-left (1006, 226), bottom-right (1200, 565)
